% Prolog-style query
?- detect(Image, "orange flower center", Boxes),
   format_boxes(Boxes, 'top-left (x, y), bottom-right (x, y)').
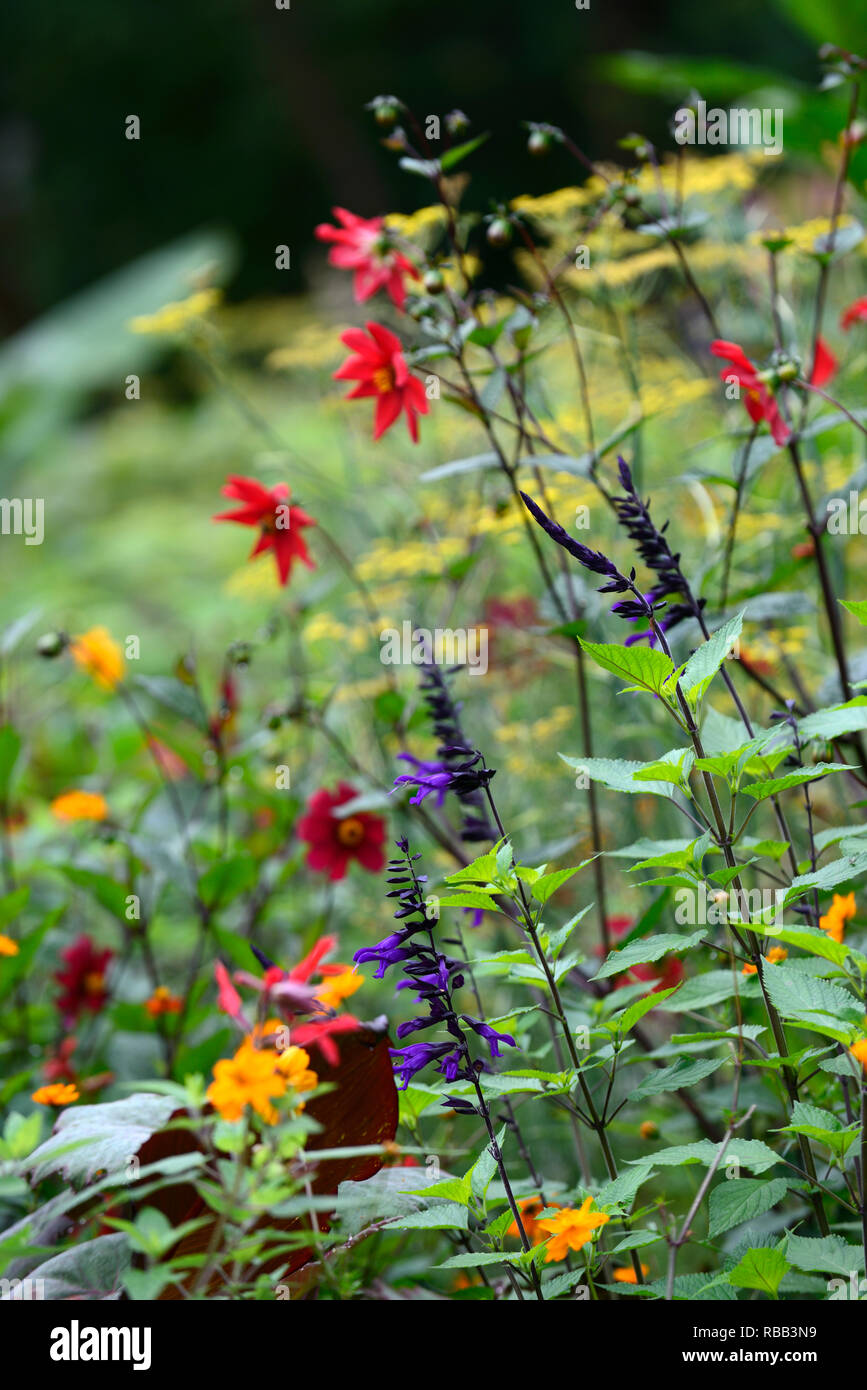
top-left (84, 971), bottom-right (104, 995)
top-left (371, 366), bottom-right (395, 394)
top-left (336, 815), bottom-right (365, 848)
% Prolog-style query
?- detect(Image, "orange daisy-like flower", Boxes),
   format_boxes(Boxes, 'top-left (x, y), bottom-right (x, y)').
top-left (206, 1037), bottom-right (317, 1125)
top-left (742, 945), bottom-right (788, 976)
top-left (32, 1083), bottom-right (80, 1106)
top-left (69, 627), bottom-right (125, 690)
top-left (639, 1120), bottom-right (657, 1139)
top-left (314, 965), bottom-right (362, 1012)
top-left (506, 1196), bottom-right (554, 1244)
top-left (144, 985), bottom-right (183, 1017)
top-left (537, 1197), bottom-right (609, 1262)
top-left (613, 1263), bottom-right (650, 1283)
top-left (820, 892), bottom-right (856, 944)
top-left (850, 1037), bottom-right (867, 1073)
top-left (51, 790), bottom-right (108, 823)
top-left (0, 933), bottom-right (19, 957)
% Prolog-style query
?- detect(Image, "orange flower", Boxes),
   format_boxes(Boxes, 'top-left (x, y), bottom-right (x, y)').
top-left (820, 892), bottom-right (856, 944)
top-left (742, 946), bottom-right (788, 976)
top-left (51, 790), bottom-right (108, 823)
top-left (206, 1038), bottom-right (317, 1125)
top-left (144, 985), bottom-right (183, 1017)
top-left (639, 1120), bottom-right (657, 1140)
top-left (0, 934), bottom-right (19, 957)
top-left (850, 1038), bottom-right (867, 1072)
top-left (613, 1263), bottom-right (650, 1283)
top-left (32, 1083), bottom-right (80, 1106)
top-left (314, 965), bottom-right (362, 1012)
top-left (537, 1197), bottom-right (609, 1262)
top-left (506, 1196), bottom-right (553, 1243)
top-left (69, 627), bottom-right (125, 690)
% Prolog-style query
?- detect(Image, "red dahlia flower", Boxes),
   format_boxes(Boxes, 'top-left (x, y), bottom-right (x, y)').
top-left (315, 208), bottom-right (419, 310)
top-left (55, 935), bottom-right (113, 1024)
top-left (334, 322), bottom-right (429, 442)
top-left (213, 475), bottom-right (316, 586)
top-left (711, 337), bottom-right (837, 446)
top-left (296, 781), bottom-right (386, 880)
top-left (710, 340), bottom-right (791, 446)
top-left (841, 296), bottom-right (867, 330)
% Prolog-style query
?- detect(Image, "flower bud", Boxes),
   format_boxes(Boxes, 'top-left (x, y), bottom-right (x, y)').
top-left (486, 217), bottom-right (512, 248)
top-left (37, 632), bottom-right (67, 659)
top-left (423, 268), bottom-right (445, 294)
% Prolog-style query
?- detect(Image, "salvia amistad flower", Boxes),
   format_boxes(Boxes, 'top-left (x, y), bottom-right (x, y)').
top-left (334, 322), bottom-right (429, 442)
top-left (842, 295), bottom-right (867, 330)
top-left (392, 749), bottom-right (495, 807)
top-left (355, 838), bottom-right (516, 1095)
top-left (213, 475), bottom-right (316, 586)
top-left (315, 208), bottom-right (419, 309)
top-left (610, 456), bottom-right (704, 645)
top-left (55, 935), bottom-right (113, 1024)
top-left (417, 664), bottom-right (497, 841)
top-left (296, 782), bottom-right (386, 880)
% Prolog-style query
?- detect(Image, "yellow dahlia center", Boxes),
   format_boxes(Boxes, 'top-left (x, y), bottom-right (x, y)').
top-left (84, 971), bottom-right (104, 995)
top-left (371, 366), bottom-right (395, 394)
top-left (337, 815), bottom-right (365, 848)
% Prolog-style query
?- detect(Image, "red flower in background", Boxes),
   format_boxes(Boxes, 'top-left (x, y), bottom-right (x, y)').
top-left (605, 917), bottom-right (685, 996)
top-left (55, 935), bottom-right (113, 1023)
top-left (334, 323), bottom-right (429, 442)
top-left (297, 782), bottom-right (386, 880)
top-left (842, 296), bottom-right (867, 330)
top-left (710, 340), bottom-right (791, 446)
top-left (809, 336), bottom-right (837, 388)
top-left (213, 476), bottom-right (316, 586)
top-left (711, 337), bottom-right (838, 446)
top-left (315, 208), bottom-right (419, 310)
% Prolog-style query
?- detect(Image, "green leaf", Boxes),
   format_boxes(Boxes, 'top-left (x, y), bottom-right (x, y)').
top-left (435, 890), bottom-right (498, 911)
top-left (560, 752), bottom-right (689, 797)
top-left (729, 1245), bottom-right (789, 1296)
top-left (786, 1233), bottom-right (865, 1277)
top-left (578, 638), bottom-right (677, 700)
top-left (199, 854), bottom-right (257, 908)
top-left (761, 922), bottom-right (860, 970)
top-left (389, 1202), bottom-right (469, 1232)
top-left (679, 613), bottom-right (743, 706)
top-left (133, 674), bottom-right (207, 727)
top-left (740, 762), bottom-right (853, 803)
top-left (629, 1056), bottom-right (725, 1100)
top-left (630, 1139), bottom-right (780, 1174)
top-left (797, 699), bottom-right (867, 743)
top-left (841, 599), bottom-right (867, 627)
top-left (28, 1092), bottom-right (178, 1184)
top-left (0, 725), bottom-right (21, 797)
top-left (708, 1178), bottom-right (788, 1237)
top-left (60, 866), bottom-right (128, 919)
top-left (470, 1125), bottom-right (506, 1200)
top-left (592, 930), bottom-right (703, 981)
top-left (615, 984), bottom-right (683, 1033)
top-left (439, 132), bottom-right (490, 171)
top-left (783, 851), bottom-right (867, 905)
top-left (762, 963), bottom-right (862, 1042)
top-left (531, 866), bottom-right (581, 903)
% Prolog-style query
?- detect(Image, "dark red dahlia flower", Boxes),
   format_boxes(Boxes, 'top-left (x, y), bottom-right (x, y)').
top-left (296, 782), bottom-right (386, 880)
top-left (55, 935), bottom-right (113, 1023)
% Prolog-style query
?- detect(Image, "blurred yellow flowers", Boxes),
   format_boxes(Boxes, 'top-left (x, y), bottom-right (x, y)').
top-left (32, 1083), bottom-right (79, 1106)
top-left (128, 288), bottom-right (222, 335)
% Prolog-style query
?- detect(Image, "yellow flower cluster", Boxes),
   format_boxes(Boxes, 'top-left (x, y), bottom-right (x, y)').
top-left (384, 205), bottom-right (447, 239)
top-left (128, 287), bottom-right (222, 335)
